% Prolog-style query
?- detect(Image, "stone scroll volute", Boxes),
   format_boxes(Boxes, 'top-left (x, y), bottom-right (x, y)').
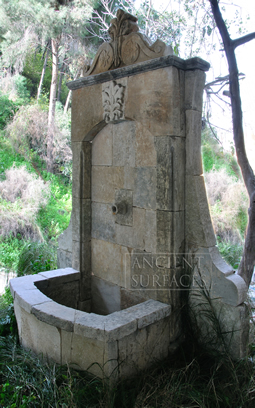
top-left (83, 9), bottom-right (173, 76)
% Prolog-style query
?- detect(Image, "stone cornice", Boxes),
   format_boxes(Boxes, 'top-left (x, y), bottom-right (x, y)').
top-left (67, 55), bottom-right (210, 91)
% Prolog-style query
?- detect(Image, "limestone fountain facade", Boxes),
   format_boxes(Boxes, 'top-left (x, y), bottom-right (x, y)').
top-left (10, 10), bottom-right (249, 380)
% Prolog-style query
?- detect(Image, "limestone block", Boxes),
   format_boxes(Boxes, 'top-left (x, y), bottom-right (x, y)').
top-left (114, 189), bottom-right (133, 227)
top-left (15, 289), bottom-right (50, 314)
top-left (38, 267), bottom-right (79, 281)
top-left (72, 141), bottom-right (91, 199)
top-left (61, 330), bottom-right (118, 378)
top-left (32, 301), bottom-right (75, 332)
top-left (72, 240), bottom-right (91, 277)
top-left (155, 136), bottom-right (185, 211)
top-left (74, 310), bottom-right (106, 341)
top-left (118, 317), bottom-right (171, 378)
top-left (189, 246), bottom-right (247, 307)
top-left (189, 293), bottom-right (249, 359)
top-left (71, 84), bottom-right (104, 142)
top-left (72, 198), bottom-right (91, 243)
top-left (185, 175), bottom-right (216, 248)
top-left (134, 167), bottom-right (156, 210)
top-left (135, 122), bottom-right (157, 167)
top-left (92, 124), bottom-right (113, 166)
top-left (125, 66), bottom-right (184, 137)
top-left (119, 298), bottom-right (171, 329)
top-left (185, 69), bottom-right (205, 112)
top-left (92, 201), bottom-right (116, 242)
top-left (156, 210), bottom-right (185, 254)
top-left (14, 300), bottom-right (61, 363)
top-left (120, 288), bottom-right (147, 309)
top-left (91, 238), bottom-right (128, 287)
top-left (145, 210), bottom-right (157, 253)
top-left (103, 311), bottom-right (137, 341)
top-left (124, 166), bottom-right (135, 190)
top-left (112, 121), bottom-right (136, 167)
top-left (57, 248), bottom-right (72, 269)
top-left (10, 274), bottom-right (44, 297)
top-left (185, 110), bottom-right (203, 176)
top-left (39, 280), bottom-right (79, 310)
top-left (91, 165), bottom-right (124, 203)
top-left (91, 276), bottom-right (121, 315)
top-left (58, 215), bottom-right (72, 252)
top-left (115, 207), bottom-right (144, 249)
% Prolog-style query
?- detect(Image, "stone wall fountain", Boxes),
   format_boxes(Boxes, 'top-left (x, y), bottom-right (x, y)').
top-left (10, 10), bottom-right (249, 381)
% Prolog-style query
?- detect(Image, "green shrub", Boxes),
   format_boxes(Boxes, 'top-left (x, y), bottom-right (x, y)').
top-left (217, 240), bottom-right (243, 270)
top-left (16, 241), bottom-right (57, 276)
top-left (0, 236), bottom-right (25, 271)
top-left (0, 93), bottom-right (19, 130)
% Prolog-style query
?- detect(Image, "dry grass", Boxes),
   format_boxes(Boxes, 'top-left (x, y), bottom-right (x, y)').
top-left (205, 168), bottom-right (248, 243)
top-left (6, 104), bottom-right (72, 172)
top-left (0, 165), bottom-right (50, 239)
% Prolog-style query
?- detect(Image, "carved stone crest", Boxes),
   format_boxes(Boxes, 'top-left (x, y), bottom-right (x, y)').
top-left (102, 81), bottom-right (125, 123)
top-left (84, 9), bottom-right (173, 76)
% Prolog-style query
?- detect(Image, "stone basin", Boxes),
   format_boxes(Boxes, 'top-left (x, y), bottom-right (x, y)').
top-left (10, 268), bottom-right (172, 380)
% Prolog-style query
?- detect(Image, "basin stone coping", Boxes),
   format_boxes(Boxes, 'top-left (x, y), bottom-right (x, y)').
top-left (67, 54), bottom-right (210, 91)
top-left (10, 268), bottom-right (171, 341)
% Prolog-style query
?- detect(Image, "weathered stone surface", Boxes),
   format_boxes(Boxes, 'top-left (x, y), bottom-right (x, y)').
top-left (15, 289), bottom-right (50, 314)
top-left (74, 310), bottom-right (106, 340)
top-left (189, 246), bottom-right (247, 307)
top-left (72, 198), bottom-right (91, 243)
top-left (32, 301), bottom-right (75, 332)
top-left (185, 110), bottom-right (203, 175)
top-left (113, 121), bottom-right (136, 167)
top-left (10, 274), bottom-right (44, 297)
top-left (135, 122), bottom-right (157, 167)
top-left (115, 207), bottom-right (144, 249)
top-left (71, 84), bottom-right (104, 142)
top-left (91, 276), bottom-right (121, 315)
top-left (38, 280), bottom-right (79, 310)
top-left (114, 189), bottom-right (133, 226)
top-left (118, 317), bottom-right (171, 378)
top-left (92, 201), bottom-right (116, 242)
top-left (124, 166), bottom-right (135, 190)
top-left (145, 210), bottom-right (157, 252)
top-left (57, 248), bottom-right (72, 269)
top-left (189, 293), bottom-right (249, 359)
top-left (156, 210), bottom-right (185, 254)
top-left (58, 215), bottom-right (72, 252)
top-left (14, 300), bottom-right (61, 364)
top-left (125, 66), bottom-right (184, 137)
top-left (185, 175), bottom-right (216, 248)
top-left (39, 267), bottom-right (79, 281)
top-left (155, 136), bottom-right (185, 211)
top-left (72, 141), bottom-right (91, 199)
top-left (120, 288), bottom-right (146, 309)
top-left (92, 124), bottom-right (113, 165)
top-left (92, 165), bottom-right (124, 203)
top-left (68, 55), bottom-right (209, 91)
top-left (91, 238), bottom-right (128, 287)
top-left (72, 240), bottom-right (91, 273)
top-left (134, 167), bottom-right (156, 210)
top-left (185, 69), bottom-right (205, 112)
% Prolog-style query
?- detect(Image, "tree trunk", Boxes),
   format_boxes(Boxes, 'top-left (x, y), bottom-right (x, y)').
top-left (57, 61), bottom-right (65, 102)
top-left (37, 42), bottom-right (50, 101)
top-left (64, 89), bottom-right (71, 114)
top-left (209, 0), bottom-right (255, 287)
top-left (47, 36), bottom-right (60, 173)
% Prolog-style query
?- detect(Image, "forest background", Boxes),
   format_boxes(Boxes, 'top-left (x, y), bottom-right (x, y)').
top-left (0, 1), bottom-right (255, 407)
top-left (0, 0), bottom-right (251, 281)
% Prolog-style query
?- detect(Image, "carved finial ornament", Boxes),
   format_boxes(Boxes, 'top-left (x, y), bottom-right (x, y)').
top-left (84, 9), bottom-right (173, 76)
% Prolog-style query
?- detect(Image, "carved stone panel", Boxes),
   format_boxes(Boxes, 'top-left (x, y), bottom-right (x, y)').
top-left (102, 81), bottom-right (125, 123)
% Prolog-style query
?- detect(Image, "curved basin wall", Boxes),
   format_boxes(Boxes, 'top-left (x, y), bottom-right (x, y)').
top-left (10, 268), bottom-right (174, 380)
